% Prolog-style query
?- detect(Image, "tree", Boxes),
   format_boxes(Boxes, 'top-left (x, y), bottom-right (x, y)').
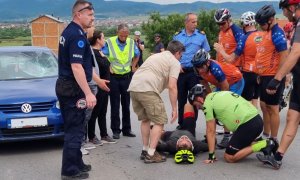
top-left (198, 9), bottom-right (219, 58)
top-left (141, 12), bottom-right (184, 52)
top-left (141, 10), bottom-right (219, 58)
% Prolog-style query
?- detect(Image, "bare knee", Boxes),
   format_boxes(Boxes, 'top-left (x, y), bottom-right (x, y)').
top-left (224, 153), bottom-right (237, 163)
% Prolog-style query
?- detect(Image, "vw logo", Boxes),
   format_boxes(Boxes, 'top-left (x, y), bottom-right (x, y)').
top-left (21, 103), bottom-right (32, 113)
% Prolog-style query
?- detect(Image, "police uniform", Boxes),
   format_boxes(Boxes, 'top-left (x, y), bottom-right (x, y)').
top-left (102, 36), bottom-right (140, 137)
top-left (173, 29), bottom-right (210, 126)
top-left (56, 21), bottom-right (93, 176)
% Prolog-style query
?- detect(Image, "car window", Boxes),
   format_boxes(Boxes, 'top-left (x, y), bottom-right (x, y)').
top-left (0, 50), bottom-right (58, 80)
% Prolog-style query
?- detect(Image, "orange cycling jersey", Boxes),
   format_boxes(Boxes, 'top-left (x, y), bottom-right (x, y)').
top-left (199, 60), bottom-right (243, 85)
top-left (217, 24), bottom-right (244, 67)
top-left (236, 31), bottom-right (264, 73)
top-left (255, 24), bottom-right (287, 76)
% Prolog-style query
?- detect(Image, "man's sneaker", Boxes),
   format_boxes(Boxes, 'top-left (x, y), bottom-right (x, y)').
top-left (101, 136), bottom-right (117, 144)
top-left (261, 139), bottom-right (275, 156)
top-left (269, 138), bottom-right (279, 156)
top-left (61, 172), bottom-right (89, 180)
top-left (82, 142), bottom-right (96, 150)
top-left (80, 147), bottom-right (89, 155)
top-left (217, 135), bottom-right (231, 149)
top-left (80, 164), bottom-right (92, 172)
top-left (256, 154), bottom-right (282, 169)
top-left (89, 136), bottom-right (103, 146)
top-left (113, 133), bottom-right (120, 139)
top-left (144, 151), bottom-right (167, 163)
top-left (140, 150), bottom-right (147, 160)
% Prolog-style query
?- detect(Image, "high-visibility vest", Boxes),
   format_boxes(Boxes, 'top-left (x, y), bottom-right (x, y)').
top-left (107, 36), bottom-right (134, 75)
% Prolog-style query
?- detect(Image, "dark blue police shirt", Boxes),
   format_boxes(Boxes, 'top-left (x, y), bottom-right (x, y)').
top-left (58, 21), bottom-right (93, 82)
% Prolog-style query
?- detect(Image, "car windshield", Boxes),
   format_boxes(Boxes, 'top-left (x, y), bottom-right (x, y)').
top-left (0, 49), bottom-right (58, 80)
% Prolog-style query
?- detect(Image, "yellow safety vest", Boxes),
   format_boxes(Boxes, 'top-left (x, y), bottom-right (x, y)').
top-left (107, 36), bottom-right (134, 75)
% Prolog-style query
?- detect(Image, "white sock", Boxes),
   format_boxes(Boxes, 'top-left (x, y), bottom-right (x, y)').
top-left (262, 133), bottom-right (270, 139)
top-left (148, 148), bottom-right (155, 156)
top-left (142, 146), bottom-right (148, 151)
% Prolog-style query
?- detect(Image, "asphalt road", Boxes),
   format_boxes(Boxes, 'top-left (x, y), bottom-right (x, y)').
top-left (1, 91), bottom-right (300, 180)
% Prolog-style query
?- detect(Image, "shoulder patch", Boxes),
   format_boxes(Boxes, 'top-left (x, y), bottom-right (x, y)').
top-left (77, 40), bottom-right (85, 48)
top-left (174, 31), bottom-right (179, 35)
top-left (200, 31), bottom-right (205, 35)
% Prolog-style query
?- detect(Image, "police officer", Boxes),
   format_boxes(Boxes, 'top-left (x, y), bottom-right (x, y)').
top-left (173, 12), bottom-right (210, 129)
top-left (55, 1), bottom-right (108, 179)
top-left (102, 24), bottom-right (140, 139)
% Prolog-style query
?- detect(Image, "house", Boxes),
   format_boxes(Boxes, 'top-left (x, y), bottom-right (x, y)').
top-left (30, 14), bottom-right (65, 54)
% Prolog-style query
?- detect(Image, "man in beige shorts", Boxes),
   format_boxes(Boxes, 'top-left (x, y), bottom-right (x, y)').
top-left (128, 40), bottom-right (185, 163)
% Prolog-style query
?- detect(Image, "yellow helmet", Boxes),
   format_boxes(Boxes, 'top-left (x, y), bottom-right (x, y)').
top-left (174, 150), bottom-right (195, 164)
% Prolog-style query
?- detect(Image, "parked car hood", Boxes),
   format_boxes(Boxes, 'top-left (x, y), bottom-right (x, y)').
top-left (0, 77), bottom-right (58, 104)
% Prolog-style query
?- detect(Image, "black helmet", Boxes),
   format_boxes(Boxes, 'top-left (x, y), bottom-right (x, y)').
top-left (191, 49), bottom-right (210, 67)
top-left (188, 84), bottom-right (206, 104)
top-left (214, 8), bottom-right (231, 23)
top-left (279, 0), bottom-right (300, 9)
top-left (255, 5), bottom-right (276, 25)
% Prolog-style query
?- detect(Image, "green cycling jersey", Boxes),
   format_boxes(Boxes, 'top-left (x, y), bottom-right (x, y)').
top-left (203, 91), bottom-right (258, 132)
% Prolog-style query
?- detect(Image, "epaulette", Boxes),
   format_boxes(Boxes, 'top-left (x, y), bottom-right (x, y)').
top-left (174, 31), bottom-right (180, 36)
top-left (200, 30), bottom-right (205, 35)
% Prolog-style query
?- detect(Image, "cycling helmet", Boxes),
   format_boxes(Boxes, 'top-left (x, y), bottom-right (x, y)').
top-left (188, 84), bottom-right (206, 104)
top-left (279, 0), bottom-right (300, 9)
top-left (255, 5), bottom-right (276, 25)
top-left (214, 8), bottom-right (231, 23)
top-left (284, 22), bottom-right (294, 32)
top-left (240, 11), bottom-right (256, 26)
top-left (191, 49), bottom-right (210, 68)
top-left (174, 150), bottom-right (195, 164)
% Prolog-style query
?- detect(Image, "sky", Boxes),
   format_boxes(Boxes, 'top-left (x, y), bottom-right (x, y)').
top-left (126, 0), bottom-right (276, 5)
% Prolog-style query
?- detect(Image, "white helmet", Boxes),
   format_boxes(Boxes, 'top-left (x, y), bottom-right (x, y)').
top-left (240, 11), bottom-right (256, 26)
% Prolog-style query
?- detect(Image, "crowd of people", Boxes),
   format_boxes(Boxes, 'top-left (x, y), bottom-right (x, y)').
top-left (56, 0), bottom-right (300, 179)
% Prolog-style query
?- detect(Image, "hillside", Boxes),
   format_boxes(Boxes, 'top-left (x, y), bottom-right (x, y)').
top-left (0, 0), bottom-right (280, 22)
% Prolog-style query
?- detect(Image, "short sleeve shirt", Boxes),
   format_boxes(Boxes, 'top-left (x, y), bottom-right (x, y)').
top-left (173, 29), bottom-right (210, 68)
top-left (290, 19), bottom-right (300, 78)
top-left (153, 42), bottom-right (164, 53)
top-left (58, 21), bottom-right (93, 81)
top-left (255, 24), bottom-right (287, 76)
top-left (128, 51), bottom-right (180, 94)
top-left (203, 91), bottom-right (258, 132)
top-left (217, 24), bottom-right (244, 67)
top-left (235, 30), bottom-right (264, 72)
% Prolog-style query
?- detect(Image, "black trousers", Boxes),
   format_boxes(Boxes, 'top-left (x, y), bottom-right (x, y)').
top-left (56, 79), bottom-right (85, 176)
top-left (177, 71), bottom-right (199, 126)
top-left (110, 74), bottom-right (132, 134)
top-left (88, 88), bottom-right (109, 139)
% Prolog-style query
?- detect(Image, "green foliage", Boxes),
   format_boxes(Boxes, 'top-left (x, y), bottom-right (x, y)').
top-left (141, 10), bottom-right (219, 57)
top-left (141, 12), bottom-right (184, 52)
top-left (198, 9), bottom-right (219, 58)
top-left (0, 27), bottom-right (30, 39)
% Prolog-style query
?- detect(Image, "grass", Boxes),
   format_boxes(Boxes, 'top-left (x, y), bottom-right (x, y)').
top-left (0, 36), bottom-right (31, 47)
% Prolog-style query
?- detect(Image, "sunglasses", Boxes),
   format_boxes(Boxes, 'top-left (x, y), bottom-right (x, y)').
top-left (258, 22), bottom-right (267, 26)
top-left (194, 64), bottom-right (205, 68)
top-left (78, 5), bottom-right (94, 12)
top-left (217, 22), bottom-right (226, 26)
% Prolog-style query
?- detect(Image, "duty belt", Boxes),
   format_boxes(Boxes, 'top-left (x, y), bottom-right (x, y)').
top-left (110, 72), bottom-right (131, 79)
